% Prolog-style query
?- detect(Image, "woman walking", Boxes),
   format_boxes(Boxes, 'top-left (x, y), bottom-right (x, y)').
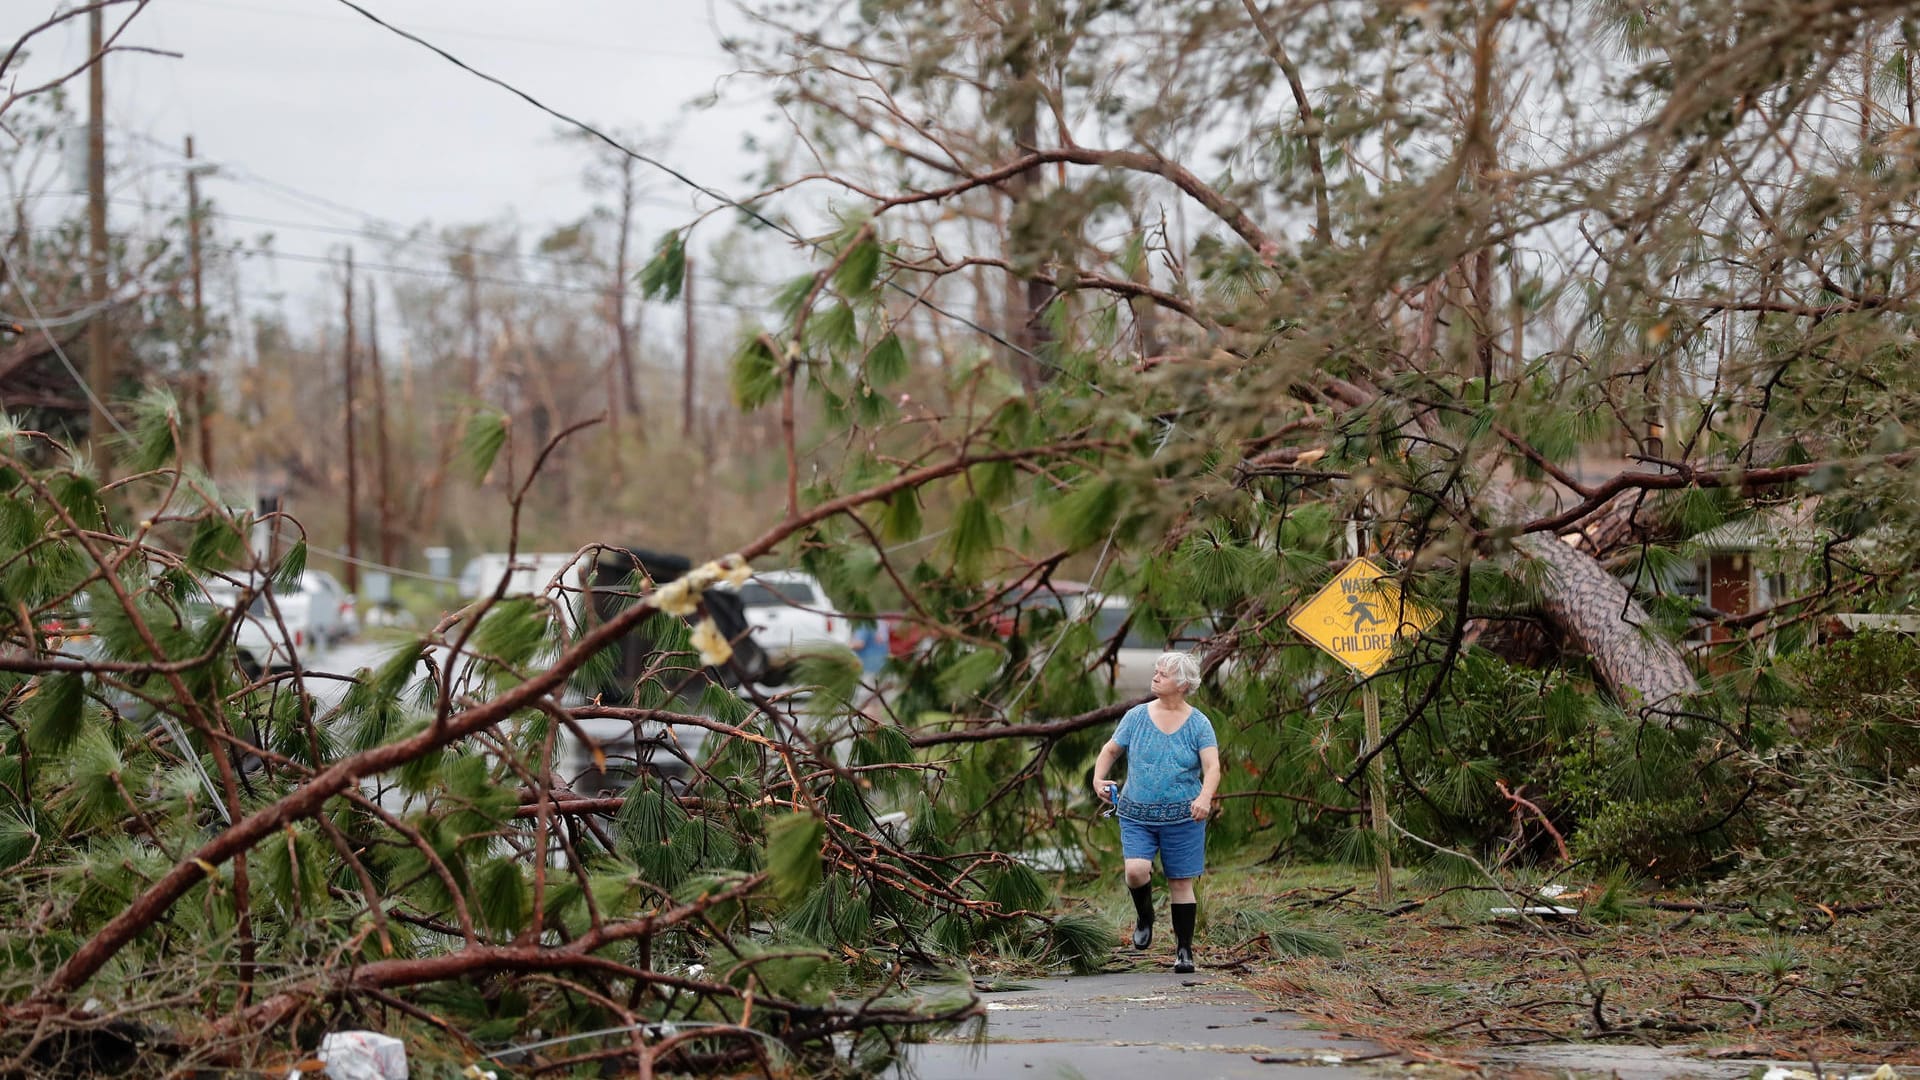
top-left (1091, 650), bottom-right (1220, 973)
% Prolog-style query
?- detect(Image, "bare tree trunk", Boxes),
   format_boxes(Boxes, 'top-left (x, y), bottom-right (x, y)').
top-left (613, 158), bottom-right (641, 418)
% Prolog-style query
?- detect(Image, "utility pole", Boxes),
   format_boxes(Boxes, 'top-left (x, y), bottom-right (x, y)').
top-left (682, 256), bottom-right (696, 437)
top-left (341, 250), bottom-right (359, 594)
top-left (86, 8), bottom-right (112, 468)
top-left (365, 280), bottom-right (395, 567)
top-left (185, 136), bottom-right (212, 474)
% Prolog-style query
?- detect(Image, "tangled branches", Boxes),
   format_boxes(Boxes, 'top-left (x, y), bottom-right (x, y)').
top-left (0, 401), bottom-right (1113, 1075)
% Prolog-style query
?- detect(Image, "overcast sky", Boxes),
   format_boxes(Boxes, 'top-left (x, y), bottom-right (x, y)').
top-left (13, 0), bottom-right (769, 324)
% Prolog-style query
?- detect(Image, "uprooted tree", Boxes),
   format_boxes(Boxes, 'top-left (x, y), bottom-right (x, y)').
top-left (12, 0), bottom-right (1920, 1071)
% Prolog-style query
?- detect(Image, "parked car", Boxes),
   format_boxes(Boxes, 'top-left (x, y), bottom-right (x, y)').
top-left (33, 595), bottom-right (93, 653)
top-left (1074, 593), bottom-right (1226, 692)
top-left (204, 570), bottom-right (354, 675)
top-left (729, 570), bottom-right (854, 669)
top-left (458, 552), bottom-right (585, 600)
top-left (886, 579), bottom-right (1087, 659)
top-left (558, 547), bottom-right (769, 795)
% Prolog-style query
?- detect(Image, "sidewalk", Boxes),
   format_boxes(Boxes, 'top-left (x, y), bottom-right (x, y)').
top-left (894, 971), bottom-right (1380, 1079)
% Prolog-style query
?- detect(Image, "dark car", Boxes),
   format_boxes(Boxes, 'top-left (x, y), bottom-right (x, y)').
top-left (561, 547), bottom-right (769, 793)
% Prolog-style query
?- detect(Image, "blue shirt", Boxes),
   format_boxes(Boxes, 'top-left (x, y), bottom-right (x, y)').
top-left (1111, 703), bottom-right (1218, 823)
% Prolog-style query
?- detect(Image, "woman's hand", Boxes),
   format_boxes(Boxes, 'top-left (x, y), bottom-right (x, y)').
top-left (1094, 779), bottom-right (1116, 804)
top-left (1189, 795), bottom-right (1212, 821)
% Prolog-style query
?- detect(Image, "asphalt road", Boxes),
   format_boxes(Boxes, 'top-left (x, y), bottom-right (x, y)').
top-left (894, 971), bottom-right (1380, 1080)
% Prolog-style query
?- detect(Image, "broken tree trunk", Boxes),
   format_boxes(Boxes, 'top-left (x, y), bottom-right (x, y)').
top-left (1484, 484), bottom-right (1699, 710)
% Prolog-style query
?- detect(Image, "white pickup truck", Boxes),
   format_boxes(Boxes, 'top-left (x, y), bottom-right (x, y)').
top-left (204, 570), bottom-right (354, 675)
top-left (729, 570), bottom-right (854, 672)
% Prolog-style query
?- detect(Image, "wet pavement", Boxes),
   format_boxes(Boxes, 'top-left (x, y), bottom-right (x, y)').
top-left (1483, 1044), bottom-right (1911, 1080)
top-left (887, 971), bottom-right (1916, 1080)
top-left (893, 971), bottom-right (1382, 1079)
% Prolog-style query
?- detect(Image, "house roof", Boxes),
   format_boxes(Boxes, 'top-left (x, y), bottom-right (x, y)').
top-left (1688, 502), bottom-right (1831, 552)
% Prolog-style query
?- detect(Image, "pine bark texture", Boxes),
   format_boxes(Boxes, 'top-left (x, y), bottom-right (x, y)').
top-left (1486, 484), bottom-right (1699, 709)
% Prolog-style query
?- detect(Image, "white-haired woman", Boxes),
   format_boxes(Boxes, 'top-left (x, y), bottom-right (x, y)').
top-left (1091, 650), bottom-right (1220, 973)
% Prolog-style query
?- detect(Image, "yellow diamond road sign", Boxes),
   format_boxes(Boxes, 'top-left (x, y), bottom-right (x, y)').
top-left (1287, 557), bottom-right (1442, 677)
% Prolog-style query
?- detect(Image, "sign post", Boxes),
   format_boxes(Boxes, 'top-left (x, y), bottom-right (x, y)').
top-left (1287, 557), bottom-right (1441, 902)
top-left (1361, 684), bottom-right (1388, 902)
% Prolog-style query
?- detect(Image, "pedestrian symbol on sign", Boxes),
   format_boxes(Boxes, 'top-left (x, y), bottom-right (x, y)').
top-left (1345, 594), bottom-right (1384, 632)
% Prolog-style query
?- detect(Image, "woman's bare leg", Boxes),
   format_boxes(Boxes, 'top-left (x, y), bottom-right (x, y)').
top-left (1124, 858), bottom-right (1154, 888)
top-left (1167, 877), bottom-right (1196, 903)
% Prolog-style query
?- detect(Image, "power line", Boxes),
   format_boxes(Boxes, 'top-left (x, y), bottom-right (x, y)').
top-left (15, 189), bottom-right (769, 297)
top-left (325, 0), bottom-right (1089, 389)
top-left (122, 131), bottom-right (713, 223)
top-left (1, 241), bottom-right (457, 584)
top-left (209, 239), bottom-right (777, 314)
top-left (306, 543), bottom-right (454, 584)
top-left (9, 222), bottom-right (776, 313)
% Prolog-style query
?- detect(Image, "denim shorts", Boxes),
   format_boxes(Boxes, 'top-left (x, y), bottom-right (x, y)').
top-left (1119, 815), bottom-right (1207, 879)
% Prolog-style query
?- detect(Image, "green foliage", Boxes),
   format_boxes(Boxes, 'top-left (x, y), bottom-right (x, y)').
top-left (470, 597), bottom-right (550, 673)
top-left (791, 647), bottom-right (864, 713)
top-left (55, 728), bottom-right (146, 829)
top-left (120, 391), bottom-right (182, 475)
top-left (0, 494), bottom-right (34, 550)
top-left (944, 497), bottom-right (1002, 578)
top-left (1043, 911), bottom-right (1111, 974)
top-left (48, 473), bottom-right (104, 533)
top-left (184, 514), bottom-right (247, 574)
top-left (783, 872), bottom-right (871, 946)
top-left (21, 0), bottom-right (1920, 1060)
top-left (270, 539), bottom-right (308, 594)
top-left (27, 671), bottom-right (89, 753)
top-left (833, 234), bottom-right (884, 298)
top-left (866, 332), bottom-right (909, 385)
top-left (257, 823), bottom-right (331, 913)
top-left (0, 809), bottom-right (42, 872)
top-left (460, 408), bottom-right (509, 481)
top-left (721, 940), bottom-right (837, 1002)
top-left (730, 334), bottom-right (782, 410)
top-left (637, 230), bottom-right (687, 301)
top-left (935, 647), bottom-right (1003, 705)
top-left (985, 861), bottom-right (1050, 913)
top-left (880, 487), bottom-right (922, 543)
top-left (1724, 754), bottom-right (1920, 1019)
top-left (850, 725), bottom-right (917, 795)
top-left (1050, 476), bottom-right (1122, 551)
top-left (1786, 632), bottom-right (1920, 773)
top-left (765, 812), bottom-right (826, 907)
top-left (808, 304), bottom-right (860, 361)
top-left (1210, 906), bottom-right (1344, 958)
top-left (1586, 865), bottom-right (1637, 923)
top-left (473, 857), bottom-right (530, 936)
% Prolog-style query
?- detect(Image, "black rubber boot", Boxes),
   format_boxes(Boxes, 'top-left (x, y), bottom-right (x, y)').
top-left (1129, 883), bottom-right (1154, 950)
top-left (1171, 902), bottom-right (1197, 973)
